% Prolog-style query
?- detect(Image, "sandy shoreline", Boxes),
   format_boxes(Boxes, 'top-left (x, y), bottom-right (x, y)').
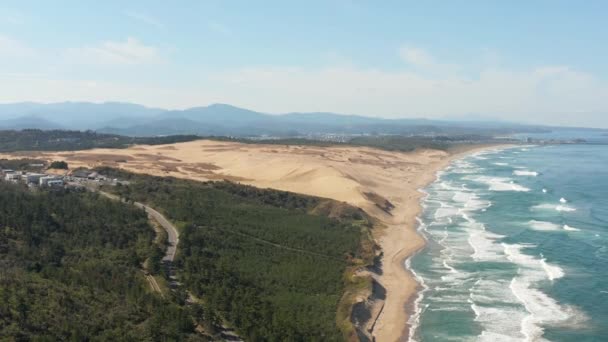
top-left (0, 141), bottom-right (511, 341)
top-left (371, 145), bottom-right (510, 342)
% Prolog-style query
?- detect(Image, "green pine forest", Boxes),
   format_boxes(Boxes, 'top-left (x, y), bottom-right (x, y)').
top-left (0, 165), bottom-right (376, 341)
top-left (0, 182), bottom-right (202, 341)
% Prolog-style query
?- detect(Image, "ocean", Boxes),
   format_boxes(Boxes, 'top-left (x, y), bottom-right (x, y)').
top-left (408, 141), bottom-right (608, 341)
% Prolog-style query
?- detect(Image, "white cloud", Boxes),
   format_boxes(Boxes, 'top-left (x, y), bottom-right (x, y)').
top-left (1, 43), bottom-right (607, 128)
top-left (66, 37), bottom-right (161, 65)
top-left (0, 34), bottom-right (34, 57)
top-left (399, 46), bottom-right (435, 68)
top-left (398, 45), bottom-right (462, 77)
top-left (124, 11), bottom-right (164, 30)
top-left (206, 62), bottom-right (608, 127)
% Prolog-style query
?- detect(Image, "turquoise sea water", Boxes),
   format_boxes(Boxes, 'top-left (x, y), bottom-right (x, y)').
top-left (409, 143), bottom-right (608, 341)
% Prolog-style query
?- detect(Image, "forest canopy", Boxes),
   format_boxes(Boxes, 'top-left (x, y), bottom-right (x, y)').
top-left (100, 169), bottom-right (374, 341)
top-left (0, 183), bottom-right (204, 340)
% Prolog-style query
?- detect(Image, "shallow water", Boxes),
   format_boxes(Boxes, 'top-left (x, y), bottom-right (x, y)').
top-left (409, 144), bottom-right (608, 341)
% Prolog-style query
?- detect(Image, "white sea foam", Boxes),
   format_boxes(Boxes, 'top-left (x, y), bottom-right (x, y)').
top-left (503, 244), bottom-right (583, 341)
top-left (540, 257), bottom-right (565, 281)
top-left (469, 278), bottom-right (528, 339)
top-left (434, 206), bottom-right (460, 219)
top-left (437, 181), bottom-right (460, 191)
top-left (563, 225), bottom-right (580, 231)
top-left (452, 169), bottom-right (479, 174)
top-left (493, 162), bottom-right (509, 166)
top-left (452, 191), bottom-right (491, 211)
top-left (556, 205), bottom-right (576, 212)
top-left (472, 304), bottom-right (527, 341)
top-left (407, 217), bottom-right (431, 342)
top-left (528, 220), bottom-right (562, 231)
top-left (533, 203), bottom-right (577, 212)
top-left (503, 244), bottom-right (564, 281)
top-left (514, 170), bottom-right (539, 177)
top-left (560, 197), bottom-right (568, 203)
top-left (542, 188), bottom-right (548, 193)
top-left (427, 306), bottom-right (467, 312)
top-left (470, 279), bottom-right (522, 304)
top-left (467, 224), bottom-right (506, 261)
top-left (478, 331), bottom-right (524, 342)
top-left (411, 156), bottom-right (587, 342)
top-left (469, 176), bottom-right (531, 192)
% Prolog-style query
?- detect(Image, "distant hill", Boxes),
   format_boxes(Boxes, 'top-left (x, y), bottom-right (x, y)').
top-left (0, 102), bottom-right (164, 130)
top-left (0, 101), bottom-right (551, 137)
top-left (0, 115), bottom-right (64, 130)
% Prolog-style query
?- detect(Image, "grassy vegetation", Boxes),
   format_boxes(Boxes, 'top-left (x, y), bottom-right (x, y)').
top-left (98, 167), bottom-right (377, 341)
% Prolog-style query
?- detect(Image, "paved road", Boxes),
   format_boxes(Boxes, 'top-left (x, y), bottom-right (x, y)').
top-left (134, 202), bottom-right (179, 262)
top-left (95, 189), bottom-right (180, 263)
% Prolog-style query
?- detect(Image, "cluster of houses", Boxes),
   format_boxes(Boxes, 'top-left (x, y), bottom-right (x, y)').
top-left (1, 166), bottom-right (127, 191)
top-left (1, 169), bottom-right (65, 188)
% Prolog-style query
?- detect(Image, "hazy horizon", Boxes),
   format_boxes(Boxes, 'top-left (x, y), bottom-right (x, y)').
top-left (1, 1), bottom-right (607, 128)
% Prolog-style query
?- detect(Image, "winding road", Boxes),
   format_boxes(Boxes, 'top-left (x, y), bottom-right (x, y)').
top-left (133, 202), bottom-right (179, 262)
top-left (93, 188), bottom-right (180, 263)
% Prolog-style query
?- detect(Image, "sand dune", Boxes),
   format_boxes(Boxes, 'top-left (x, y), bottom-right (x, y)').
top-left (0, 140), bottom-right (495, 341)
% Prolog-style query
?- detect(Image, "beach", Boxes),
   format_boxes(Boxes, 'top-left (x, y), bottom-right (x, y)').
top-left (0, 140), bottom-right (502, 341)
top-left (370, 145), bottom-right (501, 342)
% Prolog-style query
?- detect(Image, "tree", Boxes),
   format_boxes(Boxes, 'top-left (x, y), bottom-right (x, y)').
top-left (48, 160), bottom-right (68, 169)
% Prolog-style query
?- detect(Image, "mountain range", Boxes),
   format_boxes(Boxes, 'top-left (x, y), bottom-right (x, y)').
top-left (0, 102), bottom-right (551, 137)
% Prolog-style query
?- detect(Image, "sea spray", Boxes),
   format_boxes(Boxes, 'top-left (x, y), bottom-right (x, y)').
top-left (409, 144), bottom-right (604, 341)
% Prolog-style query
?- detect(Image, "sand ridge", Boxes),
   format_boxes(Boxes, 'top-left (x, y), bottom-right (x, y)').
top-left (0, 140), bottom-right (501, 341)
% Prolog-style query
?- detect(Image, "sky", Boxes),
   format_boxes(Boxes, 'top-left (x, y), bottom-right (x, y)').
top-left (1, 0), bottom-right (607, 127)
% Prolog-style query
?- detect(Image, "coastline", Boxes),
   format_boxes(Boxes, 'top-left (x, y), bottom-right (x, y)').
top-left (0, 140), bottom-right (514, 341)
top-left (371, 144), bottom-right (513, 342)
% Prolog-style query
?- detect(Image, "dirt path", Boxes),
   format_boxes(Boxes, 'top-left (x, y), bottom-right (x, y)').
top-left (144, 273), bottom-right (164, 297)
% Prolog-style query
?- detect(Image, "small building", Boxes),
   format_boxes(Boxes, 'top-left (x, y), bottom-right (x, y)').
top-left (40, 175), bottom-right (63, 187)
top-left (1, 169), bottom-right (15, 175)
top-left (46, 179), bottom-right (64, 188)
top-left (72, 170), bottom-right (91, 179)
top-left (5, 173), bottom-right (21, 182)
top-left (24, 173), bottom-right (45, 184)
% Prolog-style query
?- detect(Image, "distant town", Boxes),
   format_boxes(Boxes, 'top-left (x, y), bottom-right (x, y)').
top-left (1, 165), bottom-right (126, 190)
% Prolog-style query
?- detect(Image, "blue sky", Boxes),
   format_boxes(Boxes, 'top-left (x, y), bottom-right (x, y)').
top-left (1, 1), bottom-right (607, 127)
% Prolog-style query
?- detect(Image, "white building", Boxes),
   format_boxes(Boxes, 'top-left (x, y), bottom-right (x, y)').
top-left (24, 173), bottom-right (45, 184)
top-left (40, 175), bottom-right (63, 187)
top-left (5, 173), bottom-right (21, 182)
top-left (46, 179), bottom-right (64, 188)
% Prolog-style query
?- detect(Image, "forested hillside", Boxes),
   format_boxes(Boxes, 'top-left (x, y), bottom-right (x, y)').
top-left (100, 168), bottom-right (376, 341)
top-left (0, 183), bottom-right (204, 340)
top-left (0, 129), bottom-right (200, 152)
